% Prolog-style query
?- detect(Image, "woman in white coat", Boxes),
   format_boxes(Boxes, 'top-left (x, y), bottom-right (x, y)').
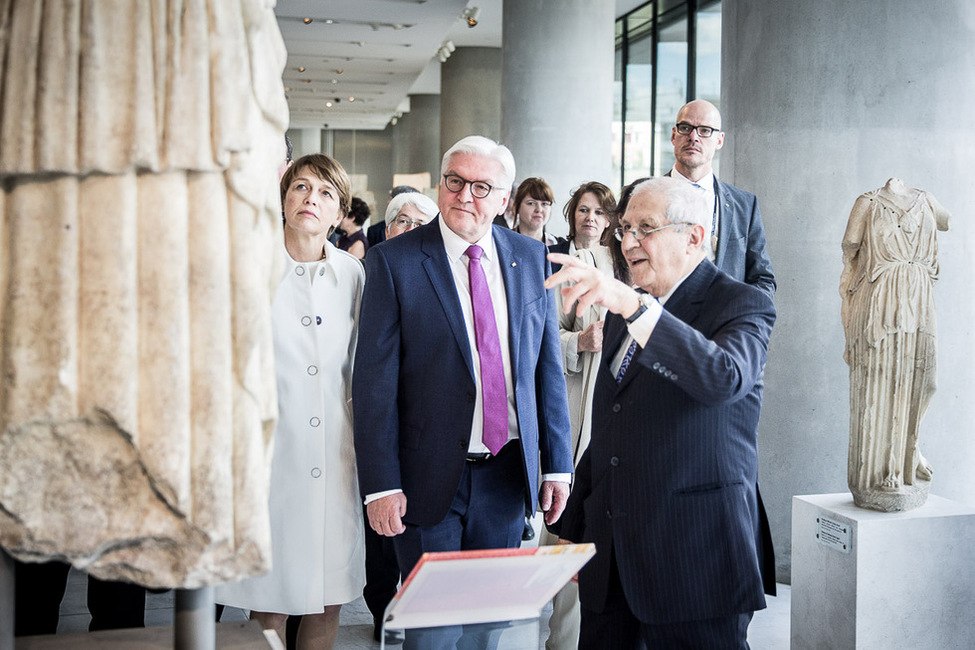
top-left (217, 154), bottom-right (365, 649)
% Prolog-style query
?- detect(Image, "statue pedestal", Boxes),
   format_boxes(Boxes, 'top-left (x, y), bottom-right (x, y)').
top-left (791, 493), bottom-right (975, 649)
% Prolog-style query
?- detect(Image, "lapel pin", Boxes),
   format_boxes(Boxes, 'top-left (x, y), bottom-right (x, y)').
top-left (511, 262), bottom-right (517, 267)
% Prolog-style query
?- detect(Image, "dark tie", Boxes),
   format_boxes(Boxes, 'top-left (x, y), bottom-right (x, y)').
top-left (615, 339), bottom-right (639, 383)
top-left (466, 245), bottom-right (508, 455)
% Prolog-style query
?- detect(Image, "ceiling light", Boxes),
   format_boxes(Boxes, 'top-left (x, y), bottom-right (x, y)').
top-left (461, 7), bottom-right (480, 28)
top-left (302, 17), bottom-right (312, 24)
top-left (348, 97), bottom-right (356, 102)
top-left (297, 66), bottom-right (305, 72)
top-left (326, 101), bottom-right (333, 107)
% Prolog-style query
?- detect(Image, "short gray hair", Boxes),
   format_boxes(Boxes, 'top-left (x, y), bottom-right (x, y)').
top-left (384, 192), bottom-right (439, 227)
top-left (440, 135), bottom-right (516, 188)
top-left (629, 177), bottom-right (712, 245)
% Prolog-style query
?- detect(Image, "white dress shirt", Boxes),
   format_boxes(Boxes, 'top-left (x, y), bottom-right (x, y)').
top-left (670, 166), bottom-right (718, 262)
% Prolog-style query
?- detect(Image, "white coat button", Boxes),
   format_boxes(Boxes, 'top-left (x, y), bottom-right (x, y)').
top-left (295, 266), bottom-right (305, 276)
top-left (319, 267), bottom-right (325, 276)
top-left (309, 417), bottom-right (321, 427)
top-left (301, 316), bottom-right (312, 326)
top-left (310, 467), bottom-right (322, 478)
top-left (307, 365), bottom-right (318, 376)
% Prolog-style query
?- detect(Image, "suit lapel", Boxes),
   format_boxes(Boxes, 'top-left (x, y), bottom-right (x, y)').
top-left (420, 218), bottom-right (475, 378)
top-left (713, 178), bottom-right (733, 270)
top-left (493, 227), bottom-right (522, 371)
top-left (664, 260), bottom-right (715, 325)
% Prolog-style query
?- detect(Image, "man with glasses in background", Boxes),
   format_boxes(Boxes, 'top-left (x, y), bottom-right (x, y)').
top-left (353, 136), bottom-right (573, 599)
top-left (668, 99), bottom-right (775, 298)
top-left (547, 177), bottom-right (775, 649)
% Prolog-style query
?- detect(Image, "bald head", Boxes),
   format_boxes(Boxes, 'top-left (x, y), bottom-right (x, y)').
top-left (671, 100), bottom-right (725, 182)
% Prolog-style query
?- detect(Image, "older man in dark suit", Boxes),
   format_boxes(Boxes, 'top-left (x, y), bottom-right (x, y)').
top-left (353, 136), bottom-right (573, 584)
top-left (548, 177), bottom-right (775, 649)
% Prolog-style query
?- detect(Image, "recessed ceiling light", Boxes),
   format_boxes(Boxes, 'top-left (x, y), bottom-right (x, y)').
top-left (302, 17), bottom-right (312, 24)
top-left (297, 66), bottom-right (305, 72)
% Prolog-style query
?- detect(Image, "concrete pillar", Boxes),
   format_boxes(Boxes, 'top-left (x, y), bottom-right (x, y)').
top-left (1, 550), bottom-right (12, 650)
top-left (722, 0), bottom-right (975, 581)
top-left (392, 94), bottom-right (441, 184)
top-left (500, 0), bottom-right (614, 236)
top-left (440, 47), bottom-right (502, 155)
top-left (332, 128), bottom-right (394, 210)
top-left (174, 586), bottom-right (214, 650)
top-left (286, 127), bottom-right (324, 159)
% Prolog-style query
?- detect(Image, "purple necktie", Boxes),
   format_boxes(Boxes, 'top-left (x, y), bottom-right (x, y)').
top-left (466, 245), bottom-right (508, 455)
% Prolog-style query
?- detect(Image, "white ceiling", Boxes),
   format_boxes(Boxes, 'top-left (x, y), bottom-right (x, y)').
top-left (276, 0), bottom-right (649, 131)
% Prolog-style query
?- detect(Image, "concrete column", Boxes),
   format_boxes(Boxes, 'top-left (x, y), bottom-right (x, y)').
top-left (392, 94), bottom-right (441, 184)
top-left (440, 47), bottom-right (502, 155)
top-left (500, 0), bottom-right (614, 237)
top-left (1, 550), bottom-right (12, 650)
top-left (285, 127), bottom-right (324, 159)
top-left (174, 586), bottom-right (214, 650)
top-left (722, 0), bottom-right (975, 581)
top-left (332, 128), bottom-right (394, 210)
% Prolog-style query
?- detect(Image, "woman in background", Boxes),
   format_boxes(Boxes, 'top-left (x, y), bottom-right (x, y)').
top-left (544, 181), bottom-right (621, 650)
top-left (514, 177), bottom-right (561, 246)
top-left (337, 196), bottom-right (370, 259)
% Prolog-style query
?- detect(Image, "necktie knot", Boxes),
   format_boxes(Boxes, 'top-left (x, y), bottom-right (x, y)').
top-left (466, 244), bottom-right (483, 262)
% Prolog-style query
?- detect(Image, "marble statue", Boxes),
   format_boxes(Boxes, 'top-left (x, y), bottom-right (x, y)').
top-left (840, 178), bottom-right (951, 512)
top-left (0, 0), bottom-right (289, 588)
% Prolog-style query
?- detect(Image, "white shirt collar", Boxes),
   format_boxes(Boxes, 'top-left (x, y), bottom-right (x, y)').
top-left (438, 216), bottom-right (497, 263)
top-left (670, 167), bottom-right (715, 193)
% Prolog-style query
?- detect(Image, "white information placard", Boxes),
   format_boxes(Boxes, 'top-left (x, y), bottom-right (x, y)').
top-left (816, 515), bottom-right (851, 553)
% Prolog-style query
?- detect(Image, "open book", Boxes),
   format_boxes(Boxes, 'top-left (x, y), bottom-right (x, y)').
top-left (384, 543), bottom-right (596, 630)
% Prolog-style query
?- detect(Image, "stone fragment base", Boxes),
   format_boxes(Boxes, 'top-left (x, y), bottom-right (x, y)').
top-left (792, 493), bottom-right (975, 650)
top-left (850, 479), bottom-right (930, 512)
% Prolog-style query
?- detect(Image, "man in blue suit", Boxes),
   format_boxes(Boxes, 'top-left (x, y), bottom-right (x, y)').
top-left (548, 177), bottom-right (775, 649)
top-left (667, 99), bottom-right (775, 298)
top-left (353, 136), bottom-right (573, 583)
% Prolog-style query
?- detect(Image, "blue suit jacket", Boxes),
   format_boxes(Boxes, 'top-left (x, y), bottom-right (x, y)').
top-left (664, 172), bottom-right (776, 298)
top-left (559, 260), bottom-right (775, 625)
top-left (713, 177), bottom-right (775, 298)
top-left (352, 219), bottom-right (573, 527)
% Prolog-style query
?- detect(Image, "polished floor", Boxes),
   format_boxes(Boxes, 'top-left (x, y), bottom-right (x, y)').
top-left (47, 569), bottom-right (790, 649)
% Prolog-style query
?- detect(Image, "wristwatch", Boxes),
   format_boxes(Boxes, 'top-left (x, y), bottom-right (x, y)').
top-left (625, 293), bottom-right (655, 324)
top-left (625, 301), bottom-right (647, 324)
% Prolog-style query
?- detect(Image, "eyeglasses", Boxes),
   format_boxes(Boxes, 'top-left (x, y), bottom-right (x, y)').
top-left (442, 174), bottom-right (504, 199)
top-left (614, 222), bottom-right (690, 242)
top-left (391, 215), bottom-right (426, 230)
top-left (674, 122), bottom-right (720, 138)
top-left (523, 199), bottom-right (552, 210)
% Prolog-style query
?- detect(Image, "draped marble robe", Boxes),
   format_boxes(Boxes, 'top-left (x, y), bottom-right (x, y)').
top-left (840, 178), bottom-right (951, 512)
top-left (0, 0), bottom-right (288, 588)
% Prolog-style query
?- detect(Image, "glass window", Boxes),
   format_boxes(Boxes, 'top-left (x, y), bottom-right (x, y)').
top-left (614, 1), bottom-right (722, 188)
top-left (695, 2), bottom-right (722, 110)
top-left (654, 9), bottom-right (687, 176)
top-left (624, 32), bottom-right (653, 188)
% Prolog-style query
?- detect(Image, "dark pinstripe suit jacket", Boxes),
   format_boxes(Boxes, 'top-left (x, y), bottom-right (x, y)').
top-left (559, 259), bottom-right (775, 625)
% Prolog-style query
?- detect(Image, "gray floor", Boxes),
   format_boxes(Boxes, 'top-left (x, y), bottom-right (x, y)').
top-left (50, 570), bottom-right (790, 649)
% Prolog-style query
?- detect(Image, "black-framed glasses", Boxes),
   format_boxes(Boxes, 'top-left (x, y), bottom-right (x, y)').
top-left (614, 222), bottom-right (690, 242)
top-left (674, 122), bottom-right (719, 138)
top-left (442, 174), bottom-right (503, 199)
